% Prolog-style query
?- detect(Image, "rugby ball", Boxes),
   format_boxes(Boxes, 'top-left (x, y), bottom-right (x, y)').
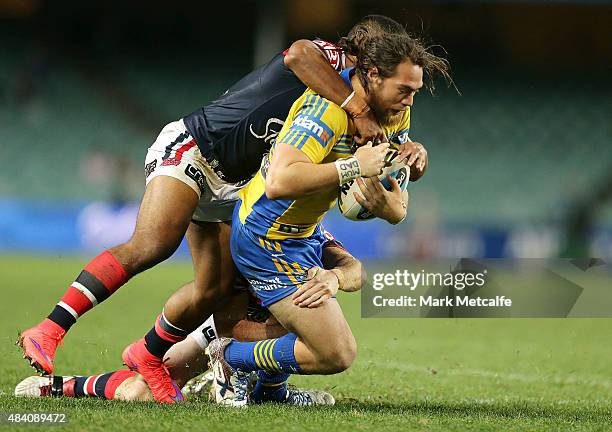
top-left (337, 151), bottom-right (410, 221)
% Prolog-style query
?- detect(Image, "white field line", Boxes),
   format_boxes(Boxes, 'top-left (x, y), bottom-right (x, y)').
top-left (379, 361), bottom-right (612, 389)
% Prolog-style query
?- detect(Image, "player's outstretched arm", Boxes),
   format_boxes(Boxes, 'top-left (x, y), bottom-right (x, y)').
top-left (292, 242), bottom-right (365, 308)
top-left (284, 39), bottom-right (385, 144)
top-left (322, 245), bottom-right (365, 293)
top-left (265, 142), bottom-right (389, 200)
top-left (265, 143), bottom-right (338, 199)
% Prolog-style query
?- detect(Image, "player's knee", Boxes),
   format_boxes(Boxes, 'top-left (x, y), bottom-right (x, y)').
top-left (114, 236), bottom-right (179, 273)
top-left (138, 241), bottom-right (175, 264)
top-left (320, 334), bottom-right (357, 373)
top-left (323, 350), bottom-right (355, 374)
top-left (192, 277), bottom-right (234, 306)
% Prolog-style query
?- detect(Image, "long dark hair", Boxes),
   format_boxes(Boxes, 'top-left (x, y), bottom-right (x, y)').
top-left (337, 15), bottom-right (407, 57)
top-left (339, 16), bottom-right (455, 94)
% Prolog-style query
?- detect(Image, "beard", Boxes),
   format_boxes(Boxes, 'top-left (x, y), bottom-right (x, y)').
top-left (368, 91), bottom-right (403, 128)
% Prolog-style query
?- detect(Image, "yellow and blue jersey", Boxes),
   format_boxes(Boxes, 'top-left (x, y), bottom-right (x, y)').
top-left (237, 68), bottom-right (411, 241)
top-left (231, 68), bottom-right (411, 306)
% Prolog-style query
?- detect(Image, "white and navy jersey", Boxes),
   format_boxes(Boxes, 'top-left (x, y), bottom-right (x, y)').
top-left (183, 39), bottom-right (346, 183)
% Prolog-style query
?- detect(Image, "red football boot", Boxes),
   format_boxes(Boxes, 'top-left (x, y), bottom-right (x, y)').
top-left (122, 338), bottom-right (184, 403)
top-left (17, 319), bottom-right (66, 375)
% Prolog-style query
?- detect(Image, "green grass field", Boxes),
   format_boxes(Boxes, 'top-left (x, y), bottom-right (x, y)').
top-left (1, 256), bottom-right (611, 431)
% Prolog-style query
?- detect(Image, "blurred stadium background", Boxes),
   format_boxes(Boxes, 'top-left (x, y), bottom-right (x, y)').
top-left (0, 0), bottom-right (611, 260)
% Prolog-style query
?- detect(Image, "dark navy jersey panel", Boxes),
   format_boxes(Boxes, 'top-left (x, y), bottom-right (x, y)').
top-left (183, 40), bottom-right (345, 184)
top-left (183, 54), bottom-right (306, 183)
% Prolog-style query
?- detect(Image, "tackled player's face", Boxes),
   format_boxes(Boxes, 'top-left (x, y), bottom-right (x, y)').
top-left (367, 59), bottom-right (423, 125)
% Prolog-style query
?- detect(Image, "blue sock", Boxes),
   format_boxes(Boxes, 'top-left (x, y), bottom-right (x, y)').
top-left (251, 370), bottom-right (290, 403)
top-left (225, 333), bottom-right (302, 373)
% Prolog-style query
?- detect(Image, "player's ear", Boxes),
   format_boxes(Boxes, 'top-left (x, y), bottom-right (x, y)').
top-left (367, 67), bottom-right (381, 86)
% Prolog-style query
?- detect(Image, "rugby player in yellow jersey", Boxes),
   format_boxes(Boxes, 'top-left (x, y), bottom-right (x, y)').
top-left (208, 31), bottom-right (451, 406)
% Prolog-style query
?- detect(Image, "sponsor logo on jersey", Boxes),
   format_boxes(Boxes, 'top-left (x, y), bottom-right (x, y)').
top-left (184, 164), bottom-right (207, 194)
top-left (161, 158), bottom-right (181, 166)
top-left (292, 115), bottom-right (332, 146)
top-left (390, 130), bottom-right (410, 145)
top-left (248, 277), bottom-right (285, 291)
top-left (144, 159), bottom-right (157, 178)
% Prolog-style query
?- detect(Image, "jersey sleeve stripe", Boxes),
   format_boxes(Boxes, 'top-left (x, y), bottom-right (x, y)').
top-left (309, 94), bottom-right (321, 115)
top-left (308, 95), bottom-right (323, 117)
top-left (297, 94), bottom-right (313, 117)
top-left (313, 100), bottom-right (329, 119)
top-left (295, 132), bottom-right (311, 150)
top-left (285, 130), bottom-right (301, 147)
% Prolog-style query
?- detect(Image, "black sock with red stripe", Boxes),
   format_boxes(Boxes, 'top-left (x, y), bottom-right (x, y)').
top-left (65, 370), bottom-right (135, 399)
top-left (143, 313), bottom-right (188, 359)
top-left (47, 251), bottom-right (129, 332)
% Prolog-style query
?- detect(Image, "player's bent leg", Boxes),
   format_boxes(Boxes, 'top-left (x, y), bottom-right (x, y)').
top-left (110, 175), bottom-right (199, 275)
top-left (15, 370), bottom-right (139, 400)
top-left (18, 176), bottom-right (198, 375)
top-left (216, 296), bottom-right (356, 376)
top-left (123, 222), bottom-right (236, 403)
top-left (268, 296), bottom-right (357, 374)
top-left (162, 221), bottom-right (236, 332)
top-left (208, 296), bottom-right (355, 406)
top-left (164, 287), bottom-right (254, 388)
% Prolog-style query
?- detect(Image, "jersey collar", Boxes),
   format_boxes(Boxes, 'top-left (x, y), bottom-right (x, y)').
top-left (339, 67), bottom-right (355, 90)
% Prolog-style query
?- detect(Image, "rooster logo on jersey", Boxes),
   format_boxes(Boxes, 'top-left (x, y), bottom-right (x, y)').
top-left (249, 118), bottom-right (285, 144)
